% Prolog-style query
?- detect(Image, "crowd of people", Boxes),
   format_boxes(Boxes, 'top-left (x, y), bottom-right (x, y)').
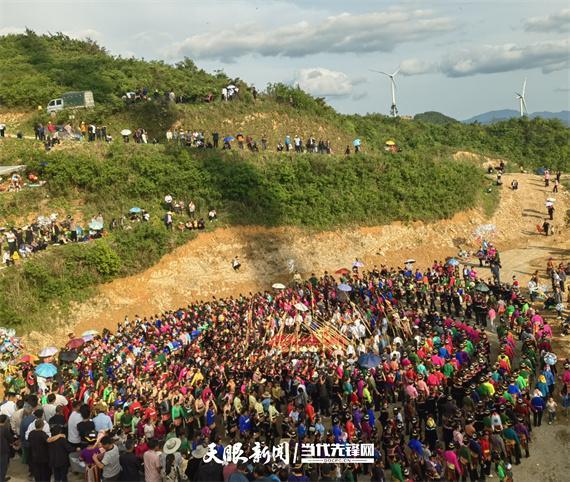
top-left (0, 213), bottom-right (104, 267)
top-left (1, 255), bottom-right (568, 482)
top-left (162, 195), bottom-right (214, 232)
top-left (164, 130), bottom-right (339, 154)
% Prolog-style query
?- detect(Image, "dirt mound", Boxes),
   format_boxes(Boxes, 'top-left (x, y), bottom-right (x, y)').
top-left (453, 150), bottom-right (510, 170)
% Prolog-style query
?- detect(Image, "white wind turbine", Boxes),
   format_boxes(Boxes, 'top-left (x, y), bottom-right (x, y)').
top-left (370, 68), bottom-right (400, 117)
top-left (516, 78), bottom-right (528, 117)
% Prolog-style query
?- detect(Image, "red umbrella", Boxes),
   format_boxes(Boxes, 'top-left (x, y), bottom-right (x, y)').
top-left (335, 268), bottom-right (350, 275)
top-left (18, 354), bottom-right (39, 364)
top-left (66, 338), bottom-right (85, 349)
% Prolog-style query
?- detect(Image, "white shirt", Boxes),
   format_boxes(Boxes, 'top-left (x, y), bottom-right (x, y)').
top-left (54, 394), bottom-right (68, 407)
top-left (68, 410), bottom-right (83, 444)
top-left (25, 419), bottom-right (51, 440)
top-left (42, 403), bottom-right (57, 422)
top-left (0, 400), bottom-right (16, 418)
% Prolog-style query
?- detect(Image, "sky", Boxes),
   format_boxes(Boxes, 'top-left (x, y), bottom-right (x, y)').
top-left (1, 0), bottom-right (569, 119)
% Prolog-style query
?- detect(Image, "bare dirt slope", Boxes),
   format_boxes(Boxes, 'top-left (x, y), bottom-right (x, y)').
top-left (23, 172), bottom-right (569, 348)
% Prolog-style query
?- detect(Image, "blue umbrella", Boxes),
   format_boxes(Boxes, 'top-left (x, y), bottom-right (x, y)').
top-left (338, 283), bottom-right (353, 292)
top-left (223, 136), bottom-right (235, 142)
top-left (358, 353), bottom-right (381, 369)
top-left (129, 207), bottom-right (142, 214)
top-left (35, 363), bottom-right (58, 378)
top-left (353, 138), bottom-right (361, 147)
top-left (447, 258), bottom-right (460, 267)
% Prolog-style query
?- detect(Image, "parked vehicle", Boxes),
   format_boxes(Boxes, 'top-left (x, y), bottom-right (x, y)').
top-left (47, 91), bottom-right (95, 113)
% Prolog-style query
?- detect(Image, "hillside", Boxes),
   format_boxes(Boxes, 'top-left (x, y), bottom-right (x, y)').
top-left (0, 32), bottom-right (569, 332)
top-left (413, 111), bottom-right (459, 124)
top-left (465, 109), bottom-right (570, 126)
top-left (0, 31), bottom-right (230, 107)
top-left (0, 139), bottom-right (495, 329)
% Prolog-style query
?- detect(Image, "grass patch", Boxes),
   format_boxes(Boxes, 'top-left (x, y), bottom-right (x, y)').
top-left (0, 140), bottom-right (492, 331)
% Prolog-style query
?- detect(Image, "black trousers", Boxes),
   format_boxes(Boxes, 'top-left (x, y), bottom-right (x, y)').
top-left (0, 452), bottom-right (9, 482)
top-left (52, 465), bottom-right (69, 482)
top-left (32, 462), bottom-right (51, 482)
top-left (533, 410), bottom-right (543, 426)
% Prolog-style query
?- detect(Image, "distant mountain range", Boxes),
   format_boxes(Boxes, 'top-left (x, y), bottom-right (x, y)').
top-left (463, 110), bottom-right (570, 125)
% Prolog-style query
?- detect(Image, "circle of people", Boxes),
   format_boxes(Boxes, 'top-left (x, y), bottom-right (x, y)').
top-left (1, 259), bottom-right (569, 482)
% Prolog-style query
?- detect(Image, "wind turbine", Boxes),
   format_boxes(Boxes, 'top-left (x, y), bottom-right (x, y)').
top-left (515, 78), bottom-right (528, 117)
top-left (370, 68), bottom-right (400, 117)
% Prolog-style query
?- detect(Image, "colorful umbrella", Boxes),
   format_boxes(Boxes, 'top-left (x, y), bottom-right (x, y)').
top-left (18, 354), bottom-right (38, 364)
top-left (35, 363), bottom-right (58, 378)
top-left (474, 282), bottom-right (490, 293)
top-left (338, 283), bottom-right (353, 292)
top-left (294, 303), bottom-right (309, 312)
top-left (358, 353), bottom-right (382, 369)
top-left (544, 352), bottom-right (557, 366)
top-left (385, 140), bottom-right (396, 146)
top-left (66, 338), bottom-right (84, 349)
top-left (352, 260), bottom-right (364, 268)
top-left (59, 351), bottom-right (78, 363)
top-left (223, 136), bottom-right (235, 142)
top-left (39, 346), bottom-right (58, 358)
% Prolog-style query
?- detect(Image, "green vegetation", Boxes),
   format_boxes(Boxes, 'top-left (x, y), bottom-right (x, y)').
top-left (413, 111), bottom-right (459, 125)
top-left (0, 224), bottom-right (192, 330)
top-left (0, 32), bottom-right (567, 332)
top-left (0, 31), bottom-right (230, 108)
top-left (0, 139), bottom-right (494, 330)
top-left (347, 115), bottom-right (569, 171)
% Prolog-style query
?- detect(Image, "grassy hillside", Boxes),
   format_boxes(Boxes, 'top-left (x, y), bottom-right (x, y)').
top-left (0, 31), bottom-right (230, 107)
top-left (0, 138), bottom-right (495, 330)
top-left (1, 32), bottom-right (568, 171)
top-left (0, 32), bottom-right (567, 332)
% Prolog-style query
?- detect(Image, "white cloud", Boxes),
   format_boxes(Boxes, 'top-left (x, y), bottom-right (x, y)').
top-left (402, 39), bottom-right (570, 77)
top-left (294, 68), bottom-right (353, 97)
top-left (524, 9), bottom-right (570, 33)
top-left (173, 9), bottom-right (453, 60)
top-left (400, 58), bottom-right (437, 76)
top-left (440, 39), bottom-right (570, 77)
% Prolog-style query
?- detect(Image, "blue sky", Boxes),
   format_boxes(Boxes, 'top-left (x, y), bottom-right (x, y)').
top-left (1, 0), bottom-right (569, 118)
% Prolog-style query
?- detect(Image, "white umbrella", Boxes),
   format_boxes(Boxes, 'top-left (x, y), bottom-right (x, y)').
top-left (546, 198), bottom-right (556, 203)
top-left (39, 346), bottom-right (58, 357)
top-left (272, 283), bottom-right (286, 290)
top-left (544, 352), bottom-right (557, 366)
top-left (405, 259), bottom-right (416, 264)
top-left (82, 329), bottom-right (99, 337)
top-left (294, 303), bottom-right (308, 312)
top-left (120, 129), bottom-right (132, 136)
